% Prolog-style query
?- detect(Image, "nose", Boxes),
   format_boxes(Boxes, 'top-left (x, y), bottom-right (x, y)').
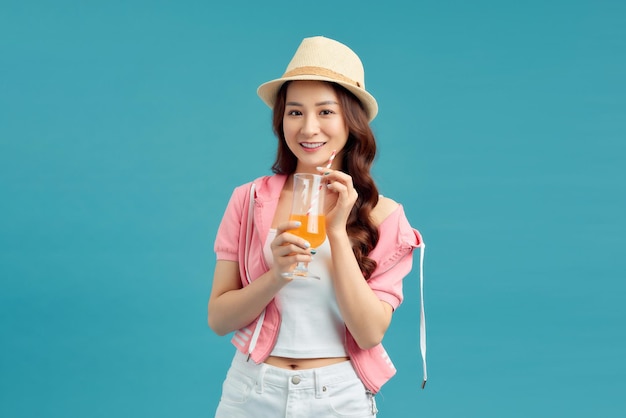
top-left (300, 114), bottom-right (320, 137)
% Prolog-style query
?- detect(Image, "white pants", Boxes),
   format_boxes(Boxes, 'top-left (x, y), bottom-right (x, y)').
top-left (214, 351), bottom-right (377, 418)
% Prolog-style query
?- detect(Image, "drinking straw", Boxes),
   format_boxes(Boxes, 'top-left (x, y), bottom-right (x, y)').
top-left (325, 150), bottom-right (336, 169)
top-left (307, 150), bottom-right (336, 215)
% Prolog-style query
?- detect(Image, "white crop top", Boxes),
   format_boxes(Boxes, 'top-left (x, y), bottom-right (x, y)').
top-left (264, 229), bottom-right (347, 358)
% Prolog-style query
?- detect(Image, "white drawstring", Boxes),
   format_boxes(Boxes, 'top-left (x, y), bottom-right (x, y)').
top-left (244, 183), bottom-right (255, 286)
top-left (419, 242), bottom-right (427, 388)
top-left (244, 183), bottom-right (266, 358)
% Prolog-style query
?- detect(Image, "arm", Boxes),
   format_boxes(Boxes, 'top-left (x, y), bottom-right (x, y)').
top-left (207, 221), bottom-right (313, 336)
top-left (328, 230), bottom-right (394, 349)
top-left (208, 260), bottom-right (283, 336)
top-left (319, 167), bottom-right (399, 349)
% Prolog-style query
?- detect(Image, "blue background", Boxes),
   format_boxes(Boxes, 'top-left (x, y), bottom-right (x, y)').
top-left (1, 0), bottom-right (625, 416)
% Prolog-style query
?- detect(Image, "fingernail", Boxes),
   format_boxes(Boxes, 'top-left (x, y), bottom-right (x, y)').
top-left (304, 241), bottom-right (311, 248)
top-left (294, 221), bottom-right (301, 226)
top-left (310, 249), bottom-right (317, 255)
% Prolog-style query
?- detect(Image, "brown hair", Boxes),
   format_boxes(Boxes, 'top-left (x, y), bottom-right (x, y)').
top-left (271, 81), bottom-right (380, 279)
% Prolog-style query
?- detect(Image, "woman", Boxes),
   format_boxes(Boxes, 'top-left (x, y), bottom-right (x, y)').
top-left (209, 36), bottom-right (425, 417)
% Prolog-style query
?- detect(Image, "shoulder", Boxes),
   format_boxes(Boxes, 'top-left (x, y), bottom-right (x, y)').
top-left (367, 199), bottom-right (422, 275)
top-left (370, 196), bottom-right (400, 227)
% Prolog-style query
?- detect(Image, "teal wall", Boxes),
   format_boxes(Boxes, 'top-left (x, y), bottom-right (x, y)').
top-left (1, 0), bottom-right (624, 416)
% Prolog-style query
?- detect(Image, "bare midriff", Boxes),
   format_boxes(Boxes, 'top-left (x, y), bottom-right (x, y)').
top-left (265, 355), bottom-right (350, 370)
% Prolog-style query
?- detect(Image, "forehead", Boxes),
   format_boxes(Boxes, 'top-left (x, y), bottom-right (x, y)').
top-left (285, 80), bottom-right (338, 102)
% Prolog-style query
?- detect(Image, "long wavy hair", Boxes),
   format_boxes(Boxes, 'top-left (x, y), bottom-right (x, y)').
top-left (270, 81), bottom-right (380, 280)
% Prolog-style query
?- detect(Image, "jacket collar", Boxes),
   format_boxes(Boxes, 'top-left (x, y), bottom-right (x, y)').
top-left (254, 174), bottom-right (287, 203)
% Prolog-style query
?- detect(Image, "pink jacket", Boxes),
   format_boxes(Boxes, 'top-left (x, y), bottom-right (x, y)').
top-left (214, 174), bottom-right (426, 393)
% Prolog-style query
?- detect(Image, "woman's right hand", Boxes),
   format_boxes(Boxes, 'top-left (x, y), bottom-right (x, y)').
top-left (270, 221), bottom-right (312, 281)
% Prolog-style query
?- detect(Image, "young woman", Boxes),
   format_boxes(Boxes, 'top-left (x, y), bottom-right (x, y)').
top-left (209, 36), bottom-right (425, 418)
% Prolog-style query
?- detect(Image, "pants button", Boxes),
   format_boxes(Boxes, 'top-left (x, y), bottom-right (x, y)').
top-left (291, 375), bottom-right (301, 385)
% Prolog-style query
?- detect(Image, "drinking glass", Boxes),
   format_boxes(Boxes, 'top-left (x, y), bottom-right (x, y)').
top-left (283, 173), bottom-right (326, 279)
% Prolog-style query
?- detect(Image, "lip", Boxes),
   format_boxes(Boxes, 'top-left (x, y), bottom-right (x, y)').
top-left (299, 142), bottom-right (327, 153)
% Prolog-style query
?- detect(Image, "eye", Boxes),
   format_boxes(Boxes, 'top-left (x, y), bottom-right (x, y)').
top-left (320, 109), bottom-right (335, 116)
top-left (286, 110), bottom-right (302, 116)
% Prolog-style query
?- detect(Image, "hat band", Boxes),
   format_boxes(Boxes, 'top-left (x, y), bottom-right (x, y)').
top-left (282, 66), bottom-right (362, 88)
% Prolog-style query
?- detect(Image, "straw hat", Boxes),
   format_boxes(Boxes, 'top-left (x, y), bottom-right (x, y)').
top-left (257, 36), bottom-right (378, 121)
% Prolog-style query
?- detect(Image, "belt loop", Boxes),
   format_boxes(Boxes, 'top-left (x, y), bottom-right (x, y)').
top-left (314, 369), bottom-right (323, 399)
top-left (366, 390), bottom-right (378, 414)
top-left (255, 364), bottom-right (267, 394)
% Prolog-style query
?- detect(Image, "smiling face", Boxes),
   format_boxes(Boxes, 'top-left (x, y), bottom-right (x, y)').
top-left (282, 81), bottom-right (349, 173)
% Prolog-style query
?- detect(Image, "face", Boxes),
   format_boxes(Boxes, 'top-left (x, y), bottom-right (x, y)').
top-left (283, 81), bottom-right (349, 173)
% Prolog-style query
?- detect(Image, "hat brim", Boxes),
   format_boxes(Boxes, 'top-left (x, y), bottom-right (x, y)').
top-left (257, 75), bottom-right (378, 122)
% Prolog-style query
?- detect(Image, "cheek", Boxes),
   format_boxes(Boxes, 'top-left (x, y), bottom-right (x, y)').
top-left (330, 121), bottom-right (349, 141)
top-left (282, 119), bottom-right (296, 139)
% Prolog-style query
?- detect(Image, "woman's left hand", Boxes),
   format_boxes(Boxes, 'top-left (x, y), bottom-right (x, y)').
top-left (316, 167), bottom-right (358, 236)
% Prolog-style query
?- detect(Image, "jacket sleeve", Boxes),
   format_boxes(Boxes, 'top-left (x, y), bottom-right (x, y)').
top-left (367, 206), bottom-right (422, 310)
top-left (214, 183), bottom-right (250, 262)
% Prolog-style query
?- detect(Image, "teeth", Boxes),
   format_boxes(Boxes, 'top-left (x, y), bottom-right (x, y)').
top-left (301, 143), bottom-right (325, 149)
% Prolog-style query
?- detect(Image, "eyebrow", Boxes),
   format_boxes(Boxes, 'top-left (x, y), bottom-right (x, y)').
top-left (285, 100), bottom-right (339, 107)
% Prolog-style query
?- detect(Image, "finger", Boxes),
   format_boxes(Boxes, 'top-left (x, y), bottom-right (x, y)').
top-left (316, 166), bottom-right (332, 176)
top-left (273, 252), bottom-right (312, 274)
top-left (318, 170), bottom-right (355, 195)
top-left (317, 167), bottom-right (352, 183)
top-left (327, 180), bottom-right (352, 195)
top-left (273, 242), bottom-right (311, 257)
top-left (326, 181), bottom-right (358, 208)
top-left (273, 225), bottom-right (311, 250)
top-left (272, 237), bottom-right (311, 253)
top-left (275, 220), bottom-right (301, 235)
top-left (282, 253), bottom-right (313, 264)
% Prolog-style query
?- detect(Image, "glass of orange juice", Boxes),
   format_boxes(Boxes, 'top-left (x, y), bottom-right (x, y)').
top-left (284, 173), bottom-right (326, 279)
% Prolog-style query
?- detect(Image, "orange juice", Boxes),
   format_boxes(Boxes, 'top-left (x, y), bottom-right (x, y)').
top-left (289, 213), bottom-right (326, 248)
